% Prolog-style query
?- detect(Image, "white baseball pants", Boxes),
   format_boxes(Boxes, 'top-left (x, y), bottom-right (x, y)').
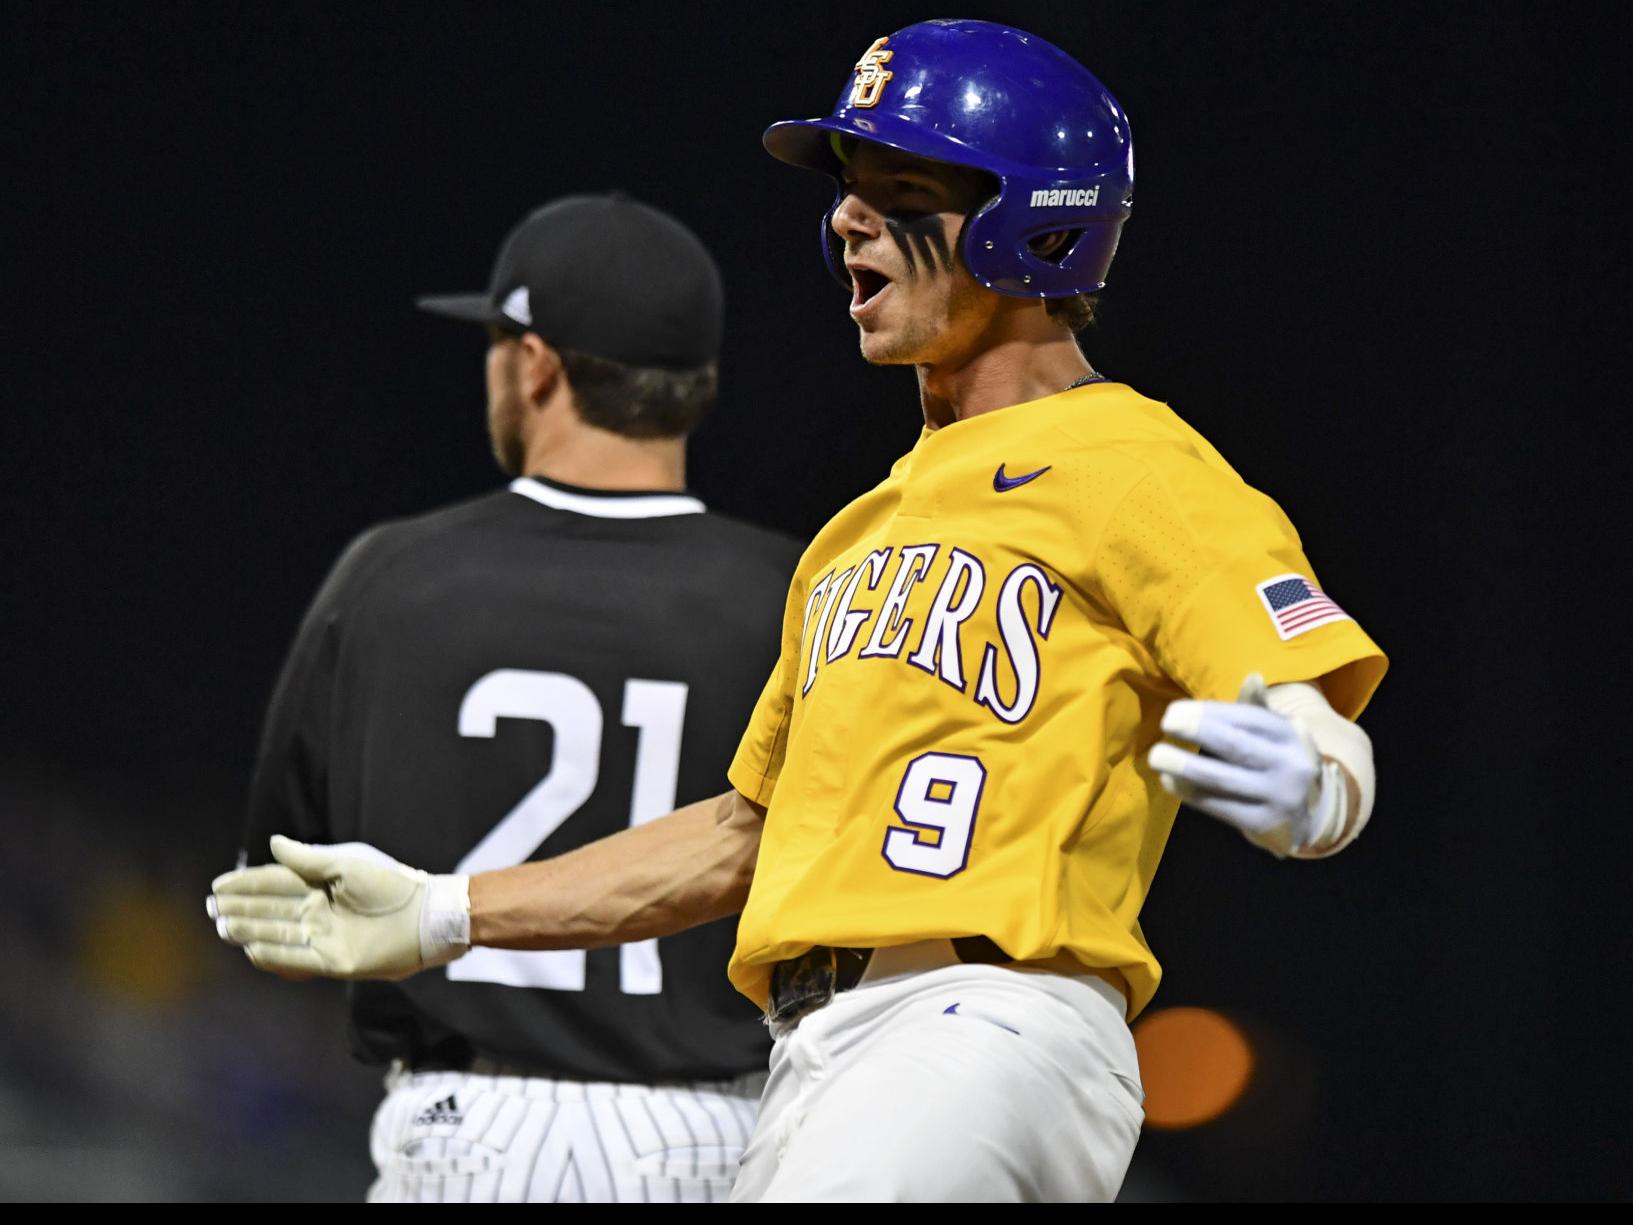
top-left (729, 941), bottom-right (1145, 1203)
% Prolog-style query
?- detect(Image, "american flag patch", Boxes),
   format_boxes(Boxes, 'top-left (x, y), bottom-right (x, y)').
top-left (1257, 574), bottom-right (1351, 640)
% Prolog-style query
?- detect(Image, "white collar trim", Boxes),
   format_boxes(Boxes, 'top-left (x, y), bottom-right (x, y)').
top-left (509, 476), bottom-right (705, 520)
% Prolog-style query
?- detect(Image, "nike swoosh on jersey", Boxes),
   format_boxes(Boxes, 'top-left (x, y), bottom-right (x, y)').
top-left (993, 464), bottom-right (1052, 492)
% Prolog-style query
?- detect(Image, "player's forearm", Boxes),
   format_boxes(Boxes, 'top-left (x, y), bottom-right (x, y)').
top-left (468, 790), bottom-right (763, 951)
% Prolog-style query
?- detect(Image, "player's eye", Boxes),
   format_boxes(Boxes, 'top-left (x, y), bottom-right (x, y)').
top-left (893, 173), bottom-right (941, 195)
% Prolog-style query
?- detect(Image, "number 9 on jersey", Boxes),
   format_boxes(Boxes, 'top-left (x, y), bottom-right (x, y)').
top-left (883, 752), bottom-right (987, 879)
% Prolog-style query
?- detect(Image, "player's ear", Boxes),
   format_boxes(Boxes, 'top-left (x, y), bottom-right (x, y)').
top-left (516, 333), bottom-right (563, 406)
top-left (1027, 230), bottom-right (1073, 260)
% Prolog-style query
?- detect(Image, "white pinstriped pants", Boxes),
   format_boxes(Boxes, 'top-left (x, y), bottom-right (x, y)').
top-left (366, 1066), bottom-right (766, 1203)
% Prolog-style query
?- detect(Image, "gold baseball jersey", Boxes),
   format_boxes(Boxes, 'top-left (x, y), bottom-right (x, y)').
top-left (726, 381), bottom-right (1387, 1019)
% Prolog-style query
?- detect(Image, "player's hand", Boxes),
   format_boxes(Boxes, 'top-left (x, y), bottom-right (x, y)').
top-left (1148, 674), bottom-right (1331, 856)
top-left (206, 836), bottom-right (470, 981)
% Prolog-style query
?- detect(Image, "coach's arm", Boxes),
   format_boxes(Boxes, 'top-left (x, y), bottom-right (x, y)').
top-left (207, 790), bottom-right (764, 981)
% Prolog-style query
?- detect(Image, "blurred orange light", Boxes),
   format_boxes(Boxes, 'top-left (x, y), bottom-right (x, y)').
top-left (1131, 1006), bottom-right (1255, 1130)
top-left (78, 882), bottom-right (205, 1004)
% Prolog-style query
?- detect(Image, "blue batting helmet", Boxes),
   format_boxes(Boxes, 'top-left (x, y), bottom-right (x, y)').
top-left (763, 19), bottom-right (1133, 298)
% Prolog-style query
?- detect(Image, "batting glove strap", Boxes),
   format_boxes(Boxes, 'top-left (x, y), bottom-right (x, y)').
top-left (1150, 673), bottom-right (1364, 860)
top-left (421, 872), bottom-right (472, 966)
top-left (1262, 681), bottom-right (1376, 859)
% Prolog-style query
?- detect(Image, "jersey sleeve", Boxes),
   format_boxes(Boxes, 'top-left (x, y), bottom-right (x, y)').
top-left (1090, 450), bottom-right (1387, 719)
top-left (240, 532), bottom-right (376, 864)
top-left (726, 569), bottom-right (807, 806)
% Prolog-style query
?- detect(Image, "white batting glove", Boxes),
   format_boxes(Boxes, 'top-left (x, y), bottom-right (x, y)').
top-left (207, 836), bottom-right (470, 981)
top-left (1149, 674), bottom-right (1339, 857)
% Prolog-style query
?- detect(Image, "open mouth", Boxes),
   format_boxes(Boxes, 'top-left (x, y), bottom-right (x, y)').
top-left (850, 267), bottom-right (891, 311)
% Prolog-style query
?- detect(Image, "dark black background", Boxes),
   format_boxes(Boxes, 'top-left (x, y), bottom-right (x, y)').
top-left (4, 2), bottom-right (1625, 1201)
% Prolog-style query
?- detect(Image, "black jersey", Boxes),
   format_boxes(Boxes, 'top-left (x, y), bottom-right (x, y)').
top-left (243, 476), bottom-right (802, 1082)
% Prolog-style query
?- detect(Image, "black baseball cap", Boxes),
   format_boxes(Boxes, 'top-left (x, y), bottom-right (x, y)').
top-left (416, 193), bottom-right (723, 369)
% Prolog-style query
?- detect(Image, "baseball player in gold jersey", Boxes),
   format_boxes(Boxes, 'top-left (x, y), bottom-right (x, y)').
top-left (210, 20), bottom-right (1386, 1202)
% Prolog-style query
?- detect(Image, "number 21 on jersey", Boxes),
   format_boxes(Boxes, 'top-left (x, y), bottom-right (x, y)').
top-left (448, 669), bottom-right (686, 994)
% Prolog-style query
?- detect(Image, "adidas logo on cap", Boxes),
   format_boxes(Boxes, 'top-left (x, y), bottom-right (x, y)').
top-left (500, 286), bottom-right (532, 326)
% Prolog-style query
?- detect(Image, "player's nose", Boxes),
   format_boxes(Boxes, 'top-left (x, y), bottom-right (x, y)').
top-left (831, 191), bottom-right (883, 245)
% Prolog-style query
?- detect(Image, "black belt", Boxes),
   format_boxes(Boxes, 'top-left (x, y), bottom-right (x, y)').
top-left (391, 1036), bottom-right (568, 1080)
top-left (767, 937), bottom-right (1012, 1026)
top-left (396, 1049), bottom-right (555, 1078)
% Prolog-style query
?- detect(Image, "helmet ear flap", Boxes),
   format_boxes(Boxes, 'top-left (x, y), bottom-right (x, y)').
top-left (1051, 220), bottom-right (1123, 292)
top-left (958, 197), bottom-right (1007, 291)
top-left (1028, 230), bottom-right (1079, 263)
top-left (822, 189), bottom-right (852, 291)
top-left (963, 187), bottom-right (1124, 297)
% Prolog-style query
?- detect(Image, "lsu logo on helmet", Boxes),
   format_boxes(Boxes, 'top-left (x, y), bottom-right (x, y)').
top-left (850, 37), bottom-right (894, 108)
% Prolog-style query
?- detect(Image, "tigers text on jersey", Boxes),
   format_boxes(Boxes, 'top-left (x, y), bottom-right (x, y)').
top-left (726, 382), bottom-right (1387, 1019)
top-left (244, 477), bottom-right (801, 1082)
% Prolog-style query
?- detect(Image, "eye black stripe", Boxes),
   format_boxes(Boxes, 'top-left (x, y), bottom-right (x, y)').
top-left (912, 229), bottom-right (935, 271)
top-left (885, 212), bottom-right (952, 278)
top-left (924, 226), bottom-right (951, 272)
top-left (887, 222), bottom-right (918, 274)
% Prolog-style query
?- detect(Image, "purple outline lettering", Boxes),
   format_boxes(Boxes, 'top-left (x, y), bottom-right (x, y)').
top-left (881, 751), bottom-right (987, 880)
top-left (974, 564), bottom-right (1064, 725)
top-left (858, 544), bottom-right (939, 661)
top-left (802, 565), bottom-right (854, 695)
top-left (825, 548), bottom-right (892, 663)
top-left (905, 548), bottom-right (987, 693)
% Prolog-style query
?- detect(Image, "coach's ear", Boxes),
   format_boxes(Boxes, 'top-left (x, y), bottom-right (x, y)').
top-left (516, 332), bottom-right (564, 409)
